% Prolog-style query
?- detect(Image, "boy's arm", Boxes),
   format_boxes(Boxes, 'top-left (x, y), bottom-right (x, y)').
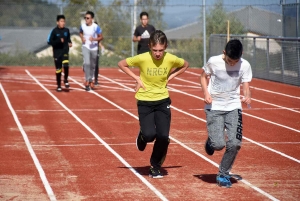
top-left (67, 29), bottom-right (72, 47)
top-left (48, 29), bottom-right (61, 47)
top-left (79, 31), bottom-right (86, 43)
top-left (241, 82), bottom-right (251, 105)
top-left (167, 60), bottom-right (189, 82)
top-left (132, 28), bottom-right (141, 42)
top-left (200, 71), bottom-right (212, 104)
top-left (93, 33), bottom-right (103, 42)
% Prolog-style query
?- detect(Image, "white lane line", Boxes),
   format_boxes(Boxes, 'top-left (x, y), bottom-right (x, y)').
top-left (0, 84), bottom-right (57, 201)
top-left (26, 70), bottom-right (168, 201)
top-left (3, 141), bottom-right (300, 148)
top-left (184, 70), bottom-right (300, 100)
top-left (168, 86), bottom-right (300, 133)
top-left (15, 109), bottom-right (136, 112)
top-left (251, 98), bottom-right (300, 113)
top-left (189, 108), bottom-right (300, 111)
top-left (86, 74), bottom-right (279, 201)
top-left (243, 113), bottom-right (300, 133)
top-left (175, 76), bottom-right (300, 114)
top-left (250, 86), bottom-right (300, 100)
top-left (101, 74), bottom-right (300, 162)
top-left (102, 75), bottom-right (300, 162)
top-left (170, 137), bottom-right (279, 201)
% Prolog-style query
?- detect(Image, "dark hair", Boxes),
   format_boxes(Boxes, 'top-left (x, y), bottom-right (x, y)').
top-left (86, 11), bottom-right (94, 18)
top-left (140, 11), bottom-right (149, 19)
top-left (149, 30), bottom-right (168, 47)
top-left (56, 15), bottom-right (65, 22)
top-left (224, 39), bottom-right (243, 60)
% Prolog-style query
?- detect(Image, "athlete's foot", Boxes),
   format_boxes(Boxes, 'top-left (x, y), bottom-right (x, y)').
top-left (89, 82), bottom-right (94, 90)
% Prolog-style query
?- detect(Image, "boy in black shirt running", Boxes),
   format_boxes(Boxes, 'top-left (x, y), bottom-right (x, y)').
top-left (47, 15), bottom-right (72, 92)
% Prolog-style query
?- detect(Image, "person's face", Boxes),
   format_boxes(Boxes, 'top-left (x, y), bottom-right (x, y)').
top-left (84, 14), bottom-right (93, 25)
top-left (57, 18), bottom-right (65, 29)
top-left (223, 50), bottom-right (240, 66)
top-left (140, 15), bottom-right (149, 26)
top-left (149, 43), bottom-right (167, 60)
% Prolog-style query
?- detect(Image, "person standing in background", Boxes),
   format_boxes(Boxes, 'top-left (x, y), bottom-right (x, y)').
top-left (133, 11), bottom-right (155, 55)
top-left (93, 22), bottom-right (105, 86)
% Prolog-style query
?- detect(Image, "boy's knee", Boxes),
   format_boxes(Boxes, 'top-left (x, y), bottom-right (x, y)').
top-left (141, 131), bottom-right (156, 142)
top-left (226, 141), bottom-right (241, 152)
top-left (155, 135), bottom-right (170, 146)
top-left (212, 141), bottom-right (226, 151)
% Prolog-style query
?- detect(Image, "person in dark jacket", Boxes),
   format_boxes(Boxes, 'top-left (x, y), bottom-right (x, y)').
top-left (47, 15), bottom-right (72, 92)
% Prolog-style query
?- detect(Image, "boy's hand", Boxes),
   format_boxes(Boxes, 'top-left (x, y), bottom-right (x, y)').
top-left (134, 77), bottom-right (146, 92)
top-left (204, 93), bottom-right (212, 104)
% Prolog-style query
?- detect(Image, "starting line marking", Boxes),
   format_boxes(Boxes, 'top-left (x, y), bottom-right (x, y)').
top-left (2, 141), bottom-right (298, 147)
top-left (0, 84), bottom-right (57, 201)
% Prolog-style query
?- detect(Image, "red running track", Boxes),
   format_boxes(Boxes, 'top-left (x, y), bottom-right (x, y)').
top-left (0, 66), bottom-right (299, 201)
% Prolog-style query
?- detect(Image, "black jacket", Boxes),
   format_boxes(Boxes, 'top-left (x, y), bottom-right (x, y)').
top-left (47, 26), bottom-right (72, 58)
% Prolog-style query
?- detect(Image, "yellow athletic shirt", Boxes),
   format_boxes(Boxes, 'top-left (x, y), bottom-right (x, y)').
top-left (126, 52), bottom-right (184, 101)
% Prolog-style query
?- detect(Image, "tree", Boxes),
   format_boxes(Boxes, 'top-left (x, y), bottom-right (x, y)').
top-left (135, 0), bottom-right (167, 30)
top-left (61, 0), bottom-right (167, 57)
top-left (206, 1), bottom-right (245, 35)
top-left (0, 0), bottom-right (59, 27)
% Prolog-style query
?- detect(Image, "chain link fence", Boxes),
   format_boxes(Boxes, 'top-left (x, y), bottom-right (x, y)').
top-left (210, 34), bottom-right (300, 86)
top-left (0, 0), bottom-right (299, 85)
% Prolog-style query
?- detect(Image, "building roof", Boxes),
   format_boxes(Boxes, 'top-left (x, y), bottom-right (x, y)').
top-left (230, 6), bottom-right (283, 36)
top-left (164, 6), bottom-right (284, 40)
top-left (0, 27), bottom-right (79, 54)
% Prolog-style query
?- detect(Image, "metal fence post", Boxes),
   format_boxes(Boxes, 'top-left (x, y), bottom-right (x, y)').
top-left (298, 40), bottom-right (300, 85)
top-left (131, 6), bottom-right (134, 57)
top-left (266, 38), bottom-right (270, 79)
top-left (203, 0), bottom-right (206, 65)
top-left (281, 39), bottom-right (285, 82)
top-left (253, 38), bottom-right (256, 77)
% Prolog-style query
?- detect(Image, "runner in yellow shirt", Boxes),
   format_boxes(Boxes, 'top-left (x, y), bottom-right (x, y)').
top-left (118, 30), bottom-right (189, 178)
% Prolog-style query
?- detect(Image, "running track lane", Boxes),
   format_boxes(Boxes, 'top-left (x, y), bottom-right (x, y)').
top-left (0, 66), bottom-right (298, 200)
top-left (26, 68), bottom-right (278, 199)
top-left (0, 69), bottom-right (165, 200)
top-left (99, 67), bottom-right (300, 200)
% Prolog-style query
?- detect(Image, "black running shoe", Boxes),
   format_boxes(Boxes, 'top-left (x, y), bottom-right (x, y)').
top-left (85, 85), bottom-right (90, 91)
top-left (205, 137), bottom-right (214, 155)
top-left (149, 167), bottom-right (163, 179)
top-left (136, 132), bottom-right (147, 151)
top-left (56, 87), bottom-right (62, 92)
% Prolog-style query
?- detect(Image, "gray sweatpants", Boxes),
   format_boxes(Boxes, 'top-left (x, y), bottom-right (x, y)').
top-left (82, 46), bottom-right (98, 83)
top-left (205, 109), bottom-right (243, 176)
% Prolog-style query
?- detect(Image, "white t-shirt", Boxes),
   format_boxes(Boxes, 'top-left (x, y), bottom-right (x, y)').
top-left (203, 54), bottom-right (252, 111)
top-left (80, 23), bottom-right (102, 50)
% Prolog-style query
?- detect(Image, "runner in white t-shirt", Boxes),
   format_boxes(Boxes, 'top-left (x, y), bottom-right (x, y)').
top-left (200, 39), bottom-right (252, 188)
top-left (79, 11), bottom-right (103, 91)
